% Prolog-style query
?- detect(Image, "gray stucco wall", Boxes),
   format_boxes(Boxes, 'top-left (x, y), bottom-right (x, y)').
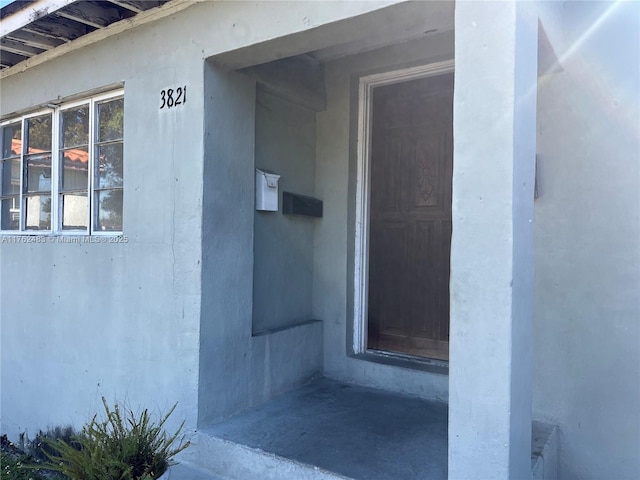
top-left (253, 88), bottom-right (316, 333)
top-left (313, 33), bottom-right (454, 400)
top-left (0, 6), bottom-right (207, 437)
top-left (2, 1), bottom-right (637, 477)
top-left (199, 63), bottom-right (256, 425)
top-left (1, 0), bottom-right (403, 437)
top-left (198, 62), bottom-right (322, 425)
top-left (199, 65), bottom-right (323, 426)
top-left (533, 2), bottom-right (640, 478)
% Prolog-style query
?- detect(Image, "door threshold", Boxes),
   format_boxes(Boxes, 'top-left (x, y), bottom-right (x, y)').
top-left (352, 349), bottom-right (448, 375)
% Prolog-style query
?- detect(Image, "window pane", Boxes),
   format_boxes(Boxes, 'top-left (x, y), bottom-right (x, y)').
top-left (1, 159), bottom-right (21, 195)
top-left (98, 98), bottom-right (124, 142)
top-left (25, 195), bottom-right (51, 230)
top-left (62, 193), bottom-right (88, 230)
top-left (25, 154), bottom-right (52, 193)
top-left (2, 122), bottom-right (21, 159)
top-left (27, 114), bottom-right (52, 152)
top-left (1, 197), bottom-right (20, 230)
top-left (97, 143), bottom-right (123, 188)
top-left (95, 189), bottom-right (122, 231)
top-left (61, 106), bottom-right (89, 148)
top-left (61, 148), bottom-right (89, 191)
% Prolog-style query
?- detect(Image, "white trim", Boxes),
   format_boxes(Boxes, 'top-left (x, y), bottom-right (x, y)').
top-left (353, 59), bottom-right (455, 354)
top-left (51, 107), bottom-right (60, 232)
top-left (89, 96), bottom-right (96, 233)
top-left (18, 116), bottom-right (25, 231)
top-left (22, 109), bottom-right (54, 233)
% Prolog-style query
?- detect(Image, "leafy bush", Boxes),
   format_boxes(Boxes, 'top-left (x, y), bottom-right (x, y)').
top-left (41, 398), bottom-right (189, 480)
top-left (29, 426), bottom-right (80, 464)
top-left (1, 433), bottom-right (66, 480)
top-left (1, 450), bottom-right (43, 480)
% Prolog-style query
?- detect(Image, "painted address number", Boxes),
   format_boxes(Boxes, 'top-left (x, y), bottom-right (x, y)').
top-left (160, 86), bottom-right (187, 109)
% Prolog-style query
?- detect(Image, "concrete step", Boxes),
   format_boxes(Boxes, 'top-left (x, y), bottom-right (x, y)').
top-left (161, 462), bottom-right (232, 480)
top-left (175, 433), bottom-right (352, 480)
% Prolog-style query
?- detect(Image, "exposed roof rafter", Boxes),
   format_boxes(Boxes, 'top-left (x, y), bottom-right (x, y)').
top-left (0, 0), bottom-right (175, 71)
top-left (1, 36), bottom-right (45, 56)
top-left (54, 2), bottom-right (123, 30)
top-left (5, 29), bottom-right (64, 49)
top-left (106, 0), bottom-right (144, 14)
top-left (0, 0), bottom-right (78, 37)
top-left (0, 49), bottom-right (28, 67)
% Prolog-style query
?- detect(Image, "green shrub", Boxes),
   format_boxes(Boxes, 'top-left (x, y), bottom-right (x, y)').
top-left (1, 433), bottom-right (66, 480)
top-left (1, 450), bottom-right (43, 480)
top-left (40, 398), bottom-right (189, 480)
top-left (29, 426), bottom-right (79, 464)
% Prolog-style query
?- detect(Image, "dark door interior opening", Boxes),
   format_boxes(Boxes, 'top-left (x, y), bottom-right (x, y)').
top-left (366, 72), bottom-right (453, 361)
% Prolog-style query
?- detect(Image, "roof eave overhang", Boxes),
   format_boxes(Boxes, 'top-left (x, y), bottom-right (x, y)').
top-left (1, 0), bottom-right (202, 79)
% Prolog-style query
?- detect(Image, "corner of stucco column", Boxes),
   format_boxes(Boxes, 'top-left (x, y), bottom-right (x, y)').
top-left (448, 1), bottom-right (538, 479)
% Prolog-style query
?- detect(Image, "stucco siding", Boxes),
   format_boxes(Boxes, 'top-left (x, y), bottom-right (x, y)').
top-left (533, 2), bottom-right (640, 478)
top-left (253, 88), bottom-right (316, 334)
top-left (0, 6), bottom-right (206, 437)
top-left (0, 0), bottom-right (407, 438)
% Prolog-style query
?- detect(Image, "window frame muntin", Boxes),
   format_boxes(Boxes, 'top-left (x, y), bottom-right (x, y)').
top-left (1, 108), bottom-right (54, 233)
top-left (0, 89), bottom-right (124, 236)
top-left (58, 98), bottom-right (92, 234)
top-left (91, 92), bottom-right (124, 235)
top-left (0, 119), bottom-right (24, 232)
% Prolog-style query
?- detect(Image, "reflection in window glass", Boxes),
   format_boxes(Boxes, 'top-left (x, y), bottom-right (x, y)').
top-left (25, 195), bottom-right (51, 230)
top-left (25, 154), bottom-right (52, 193)
top-left (61, 148), bottom-right (89, 191)
top-left (97, 144), bottom-right (123, 188)
top-left (62, 193), bottom-right (88, 230)
top-left (0, 198), bottom-right (19, 230)
top-left (1, 159), bottom-right (20, 195)
top-left (27, 115), bottom-right (52, 153)
top-left (98, 98), bottom-right (124, 142)
top-left (95, 189), bottom-right (122, 231)
top-left (61, 106), bottom-right (89, 148)
top-left (2, 122), bottom-right (21, 159)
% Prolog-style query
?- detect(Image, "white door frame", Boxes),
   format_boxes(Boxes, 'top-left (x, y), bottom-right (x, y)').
top-left (352, 59), bottom-right (455, 355)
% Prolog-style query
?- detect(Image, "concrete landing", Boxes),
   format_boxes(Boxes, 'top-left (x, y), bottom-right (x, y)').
top-left (177, 378), bottom-right (558, 480)
top-left (198, 378), bottom-right (448, 480)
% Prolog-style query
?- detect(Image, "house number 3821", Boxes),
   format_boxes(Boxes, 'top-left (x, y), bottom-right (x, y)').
top-left (160, 86), bottom-right (187, 109)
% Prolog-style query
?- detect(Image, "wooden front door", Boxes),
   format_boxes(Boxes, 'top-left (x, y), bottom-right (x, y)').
top-left (367, 72), bottom-right (453, 361)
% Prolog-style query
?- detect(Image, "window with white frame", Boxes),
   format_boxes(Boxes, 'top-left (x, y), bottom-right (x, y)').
top-left (0, 90), bottom-right (124, 234)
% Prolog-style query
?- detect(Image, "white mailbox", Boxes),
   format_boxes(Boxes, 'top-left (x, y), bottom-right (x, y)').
top-left (255, 168), bottom-right (281, 211)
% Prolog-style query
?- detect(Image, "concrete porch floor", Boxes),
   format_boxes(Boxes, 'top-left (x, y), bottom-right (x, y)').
top-left (172, 378), bottom-right (557, 479)
top-left (201, 378), bottom-right (448, 480)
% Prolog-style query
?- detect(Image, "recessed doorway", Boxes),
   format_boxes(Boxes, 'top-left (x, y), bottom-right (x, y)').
top-left (354, 61), bottom-right (454, 361)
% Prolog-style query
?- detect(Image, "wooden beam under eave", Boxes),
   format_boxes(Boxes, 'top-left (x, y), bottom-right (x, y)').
top-left (106, 0), bottom-right (143, 14)
top-left (0, 50), bottom-right (29, 67)
top-left (121, 1), bottom-right (162, 12)
top-left (1, 0), bottom-right (202, 79)
top-left (22, 16), bottom-right (91, 42)
top-left (55, 2), bottom-right (122, 29)
top-left (0, 0), bottom-right (79, 37)
top-left (54, 12), bottom-right (104, 30)
top-left (0, 38), bottom-right (45, 57)
top-left (5, 30), bottom-right (64, 50)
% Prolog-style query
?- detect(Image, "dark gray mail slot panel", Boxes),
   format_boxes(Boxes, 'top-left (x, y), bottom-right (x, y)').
top-left (282, 192), bottom-right (323, 218)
